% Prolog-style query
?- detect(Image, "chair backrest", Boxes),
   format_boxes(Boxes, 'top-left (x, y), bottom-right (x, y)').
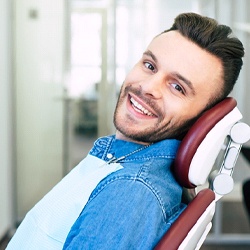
top-left (155, 189), bottom-right (215, 250)
top-left (155, 97), bottom-right (250, 250)
top-left (174, 97), bottom-right (242, 188)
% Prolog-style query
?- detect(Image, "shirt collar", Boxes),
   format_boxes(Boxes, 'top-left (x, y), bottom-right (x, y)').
top-left (94, 135), bottom-right (181, 162)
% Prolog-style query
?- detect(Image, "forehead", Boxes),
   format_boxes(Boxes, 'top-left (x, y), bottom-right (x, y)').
top-left (146, 31), bottom-right (223, 94)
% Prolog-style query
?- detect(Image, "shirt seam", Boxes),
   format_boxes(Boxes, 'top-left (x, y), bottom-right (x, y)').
top-left (119, 155), bottom-right (176, 162)
top-left (87, 175), bottom-right (175, 223)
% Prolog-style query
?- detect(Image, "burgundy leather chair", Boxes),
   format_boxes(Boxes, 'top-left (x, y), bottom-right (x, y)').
top-left (155, 97), bottom-right (250, 250)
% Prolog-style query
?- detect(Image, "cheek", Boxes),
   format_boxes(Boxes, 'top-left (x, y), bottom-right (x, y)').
top-left (161, 98), bottom-right (182, 119)
top-left (160, 99), bottom-right (194, 127)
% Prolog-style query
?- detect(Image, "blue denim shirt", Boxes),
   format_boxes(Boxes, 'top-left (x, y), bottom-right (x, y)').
top-left (63, 135), bottom-right (185, 250)
top-left (7, 135), bottom-right (184, 250)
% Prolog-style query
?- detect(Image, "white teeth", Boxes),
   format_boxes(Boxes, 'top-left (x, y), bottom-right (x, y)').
top-left (130, 97), bottom-right (154, 116)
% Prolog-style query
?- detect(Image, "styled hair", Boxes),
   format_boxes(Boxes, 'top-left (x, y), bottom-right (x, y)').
top-left (163, 12), bottom-right (245, 107)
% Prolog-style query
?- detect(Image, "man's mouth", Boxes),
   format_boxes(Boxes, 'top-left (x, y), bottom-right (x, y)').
top-left (130, 96), bottom-right (155, 117)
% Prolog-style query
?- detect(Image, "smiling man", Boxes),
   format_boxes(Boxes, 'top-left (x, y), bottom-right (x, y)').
top-left (114, 31), bottom-right (223, 142)
top-left (7, 13), bottom-right (244, 250)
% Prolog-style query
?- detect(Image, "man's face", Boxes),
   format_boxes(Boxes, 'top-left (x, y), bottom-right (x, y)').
top-left (114, 31), bottom-right (223, 144)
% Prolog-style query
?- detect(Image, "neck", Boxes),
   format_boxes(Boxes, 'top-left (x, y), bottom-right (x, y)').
top-left (115, 130), bottom-right (150, 145)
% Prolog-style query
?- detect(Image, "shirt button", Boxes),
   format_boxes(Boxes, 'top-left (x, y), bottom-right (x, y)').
top-left (107, 153), bottom-right (113, 159)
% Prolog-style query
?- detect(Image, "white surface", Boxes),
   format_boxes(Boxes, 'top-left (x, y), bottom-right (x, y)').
top-left (230, 122), bottom-right (250, 144)
top-left (0, 0), bottom-right (13, 238)
top-left (189, 107), bottom-right (242, 186)
top-left (14, 0), bottom-right (65, 219)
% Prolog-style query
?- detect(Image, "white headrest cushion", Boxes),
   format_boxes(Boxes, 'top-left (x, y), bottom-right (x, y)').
top-left (188, 107), bottom-right (242, 186)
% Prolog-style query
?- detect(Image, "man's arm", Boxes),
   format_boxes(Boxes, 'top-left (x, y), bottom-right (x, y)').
top-left (63, 179), bottom-right (169, 250)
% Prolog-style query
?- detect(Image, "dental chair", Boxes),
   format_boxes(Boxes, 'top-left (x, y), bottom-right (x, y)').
top-left (155, 97), bottom-right (250, 250)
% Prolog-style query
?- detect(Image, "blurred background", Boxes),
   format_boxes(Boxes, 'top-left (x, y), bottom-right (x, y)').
top-left (1, 0), bottom-right (250, 249)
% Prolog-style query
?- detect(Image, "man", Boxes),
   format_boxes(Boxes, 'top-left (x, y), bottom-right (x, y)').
top-left (7, 12), bottom-right (244, 249)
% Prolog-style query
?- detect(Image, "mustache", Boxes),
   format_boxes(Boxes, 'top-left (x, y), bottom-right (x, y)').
top-left (122, 85), bottom-right (164, 119)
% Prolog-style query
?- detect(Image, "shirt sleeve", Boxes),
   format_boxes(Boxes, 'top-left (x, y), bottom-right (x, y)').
top-left (63, 178), bottom-right (170, 250)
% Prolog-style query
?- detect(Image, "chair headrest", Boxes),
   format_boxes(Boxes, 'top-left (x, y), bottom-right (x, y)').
top-left (174, 97), bottom-right (243, 188)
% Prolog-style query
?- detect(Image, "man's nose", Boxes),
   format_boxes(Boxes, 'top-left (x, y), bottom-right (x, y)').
top-left (140, 73), bottom-right (164, 99)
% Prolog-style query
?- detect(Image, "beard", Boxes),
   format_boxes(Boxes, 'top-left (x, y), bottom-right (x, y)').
top-left (113, 84), bottom-right (199, 143)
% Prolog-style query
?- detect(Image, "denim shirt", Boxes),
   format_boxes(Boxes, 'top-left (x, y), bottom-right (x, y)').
top-left (7, 135), bottom-right (184, 250)
top-left (64, 135), bottom-right (184, 250)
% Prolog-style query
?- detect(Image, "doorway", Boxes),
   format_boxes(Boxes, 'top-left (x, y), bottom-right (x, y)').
top-left (65, 7), bottom-right (116, 171)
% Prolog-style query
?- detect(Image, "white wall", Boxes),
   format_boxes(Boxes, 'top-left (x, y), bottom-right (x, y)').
top-left (14, 0), bottom-right (66, 219)
top-left (0, 0), bottom-right (13, 238)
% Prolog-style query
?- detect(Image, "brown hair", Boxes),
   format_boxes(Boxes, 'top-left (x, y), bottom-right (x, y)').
top-left (164, 12), bottom-right (244, 107)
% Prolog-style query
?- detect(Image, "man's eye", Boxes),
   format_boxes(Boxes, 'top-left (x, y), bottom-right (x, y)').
top-left (144, 62), bottom-right (155, 71)
top-left (172, 83), bottom-right (184, 94)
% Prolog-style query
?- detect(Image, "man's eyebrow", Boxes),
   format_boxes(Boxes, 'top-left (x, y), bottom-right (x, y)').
top-left (143, 50), bottom-right (158, 63)
top-left (173, 72), bottom-right (196, 95)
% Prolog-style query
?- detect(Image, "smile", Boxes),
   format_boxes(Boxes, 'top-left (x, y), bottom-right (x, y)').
top-left (130, 97), bottom-right (155, 116)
